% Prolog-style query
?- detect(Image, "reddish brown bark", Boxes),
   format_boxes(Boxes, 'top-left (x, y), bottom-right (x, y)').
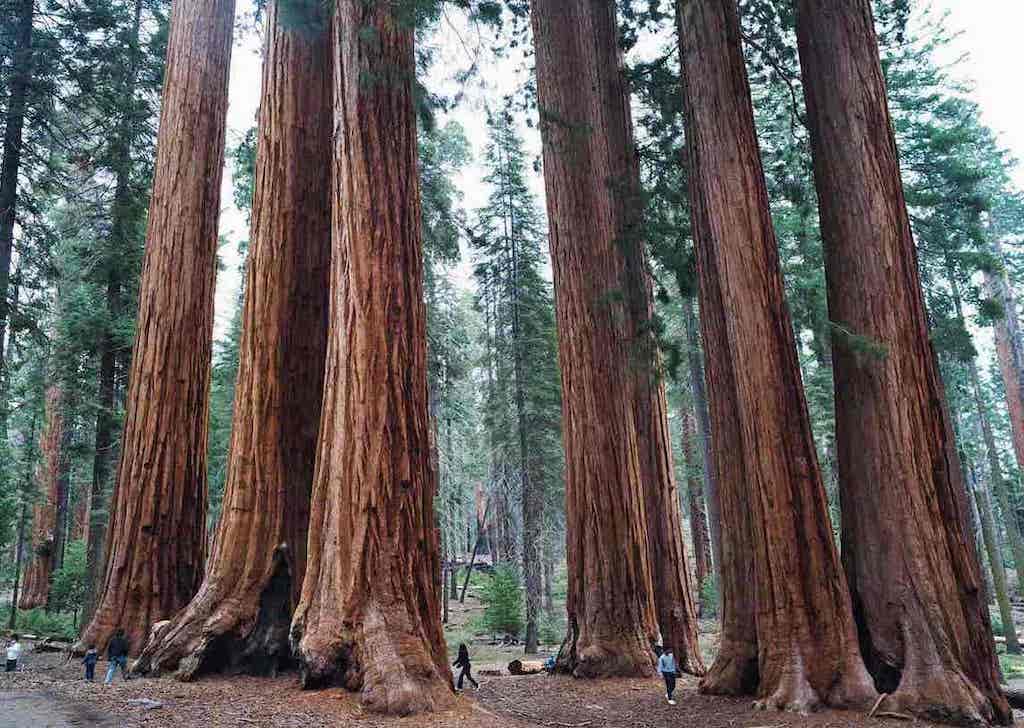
top-left (77, 0), bottom-right (234, 656)
top-left (135, 0), bottom-right (331, 680)
top-left (680, 407), bottom-right (711, 599)
top-left (18, 386), bottom-right (63, 610)
top-left (531, 0), bottom-right (695, 678)
top-left (986, 254), bottom-right (1024, 479)
top-left (677, 0), bottom-right (875, 711)
top-left (289, 1), bottom-right (452, 716)
top-left (795, 1), bottom-right (1010, 723)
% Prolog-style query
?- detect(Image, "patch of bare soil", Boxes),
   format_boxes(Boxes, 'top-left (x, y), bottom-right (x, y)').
top-left (4, 647), bottom-right (1022, 727)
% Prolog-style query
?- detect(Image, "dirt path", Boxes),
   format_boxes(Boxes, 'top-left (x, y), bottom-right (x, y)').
top-left (0, 690), bottom-right (110, 727)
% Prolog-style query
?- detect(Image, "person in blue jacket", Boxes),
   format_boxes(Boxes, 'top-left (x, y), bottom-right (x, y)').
top-left (657, 646), bottom-right (678, 705)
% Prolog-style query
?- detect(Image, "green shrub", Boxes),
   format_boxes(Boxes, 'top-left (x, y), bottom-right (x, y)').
top-left (15, 608), bottom-right (77, 641)
top-left (699, 575), bottom-right (719, 619)
top-left (539, 608), bottom-right (565, 645)
top-left (49, 540), bottom-right (87, 617)
top-left (480, 565), bottom-right (524, 637)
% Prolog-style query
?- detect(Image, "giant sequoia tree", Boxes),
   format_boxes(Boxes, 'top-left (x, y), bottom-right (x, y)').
top-left (289, 0), bottom-right (452, 716)
top-left (677, 0), bottom-right (875, 710)
top-left (794, 1), bottom-right (1009, 723)
top-left (135, 0), bottom-right (331, 679)
top-left (78, 0), bottom-right (235, 655)
top-left (530, 0), bottom-right (702, 677)
top-left (18, 385), bottom-right (63, 609)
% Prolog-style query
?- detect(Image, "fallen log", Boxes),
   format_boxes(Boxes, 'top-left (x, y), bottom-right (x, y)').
top-left (508, 659), bottom-right (546, 676)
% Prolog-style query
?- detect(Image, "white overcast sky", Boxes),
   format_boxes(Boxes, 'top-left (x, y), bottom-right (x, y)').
top-left (212, 1), bottom-right (1024, 338)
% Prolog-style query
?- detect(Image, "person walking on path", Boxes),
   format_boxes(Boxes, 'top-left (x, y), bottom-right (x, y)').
top-left (453, 643), bottom-right (479, 691)
top-left (5, 634), bottom-right (22, 672)
top-left (83, 645), bottom-right (99, 681)
top-left (657, 646), bottom-right (678, 705)
top-left (104, 629), bottom-right (131, 684)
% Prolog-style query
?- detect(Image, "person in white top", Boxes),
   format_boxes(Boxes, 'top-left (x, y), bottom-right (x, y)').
top-left (5, 634), bottom-right (23, 672)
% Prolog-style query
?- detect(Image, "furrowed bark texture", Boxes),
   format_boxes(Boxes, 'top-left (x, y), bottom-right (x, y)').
top-left (681, 407), bottom-right (712, 599)
top-left (289, 1), bottom-right (452, 716)
top-left (78, 0), bottom-right (234, 656)
top-left (677, 0), bottom-right (876, 711)
top-left (795, 1), bottom-right (1010, 723)
top-left (136, 0), bottom-right (331, 680)
top-left (18, 386), bottom-right (63, 610)
top-left (531, 0), bottom-right (678, 678)
top-left (985, 256), bottom-right (1024, 481)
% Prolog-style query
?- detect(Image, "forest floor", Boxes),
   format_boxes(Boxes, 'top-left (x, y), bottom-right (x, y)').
top-left (4, 584), bottom-right (1023, 726)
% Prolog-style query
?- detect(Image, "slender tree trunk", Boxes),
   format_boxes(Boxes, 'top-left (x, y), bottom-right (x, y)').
top-left (136, 0), bottom-right (331, 679)
top-left (795, 1), bottom-right (1010, 722)
top-left (289, 2), bottom-right (452, 715)
top-left (970, 358), bottom-right (1024, 584)
top-left (9, 500), bottom-right (28, 628)
top-left (680, 407), bottom-right (711, 602)
top-left (0, 0), bottom-right (32, 376)
top-left (682, 297), bottom-right (719, 575)
top-left (677, 0), bottom-right (875, 710)
top-left (19, 386), bottom-right (63, 610)
top-left (968, 462), bottom-right (1020, 655)
top-left (78, 0), bottom-right (234, 656)
top-left (985, 249), bottom-right (1024, 476)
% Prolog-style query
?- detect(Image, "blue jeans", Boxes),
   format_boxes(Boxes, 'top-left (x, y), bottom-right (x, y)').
top-left (104, 656), bottom-right (128, 683)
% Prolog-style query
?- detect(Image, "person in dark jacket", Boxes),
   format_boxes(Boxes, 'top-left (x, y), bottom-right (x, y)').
top-left (104, 629), bottom-right (131, 684)
top-left (83, 645), bottom-right (99, 681)
top-left (452, 643), bottom-right (479, 690)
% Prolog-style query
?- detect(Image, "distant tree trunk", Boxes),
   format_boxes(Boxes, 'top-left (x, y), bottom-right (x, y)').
top-left (985, 251), bottom-right (1024, 476)
top-left (19, 386), bottom-right (63, 610)
top-left (967, 457), bottom-right (1020, 655)
top-left (135, 0), bottom-right (331, 679)
top-left (682, 297), bottom-right (719, 575)
top-left (678, 0), bottom-right (875, 710)
top-left (680, 407), bottom-right (711, 601)
top-left (531, 0), bottom-right (667, 678)
top-left (9, 500), bottom-right (28, 628)
top-left (795, 0), bottom-right (1010, 722)
top-left (289, 2), bottom-right (452, 716)
top-left (970, 358), bottom-right (1024, 582)
top-left (78, 0), bottom-right (234, 656)
top-left (542, 548), bottom-right (555, 619)
top-left (0, 0), bottom-right (32, 375)
top-left (83, 0), bottom-right (143, 626)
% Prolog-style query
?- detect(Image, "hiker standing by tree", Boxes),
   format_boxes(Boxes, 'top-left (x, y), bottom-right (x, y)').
top-left (453, 643), bottom-right (479, 691)
top-left (104, 629), bottom-right (131, 684)
top-left (658, 646), bottom-right (678, 705)
top-left (5, 634), bottom-right (23, 672)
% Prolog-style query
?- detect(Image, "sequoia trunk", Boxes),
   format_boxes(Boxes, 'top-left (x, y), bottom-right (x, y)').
top-left (136, 0), bottom-right (331, 679)
top-left (795, 0), bottom-right (1010, 722)
top-left (530, 0), bottom-right (672, 678)
top-left (18, 386), bottom-right (63, 610)
top-left (78, 0), bottom-right (234, 655)
top-left (985, 252), bottom-right (1024, 476)
top-left (681, 407), bottom-right (711, 600)
top-left (677, 0), bottom-right (876, 710)
top-left (289, 1), bottom-right (452, 716)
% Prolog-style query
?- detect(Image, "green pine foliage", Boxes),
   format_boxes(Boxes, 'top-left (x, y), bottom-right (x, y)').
top-left (480, 564), bottom-right (525, 637)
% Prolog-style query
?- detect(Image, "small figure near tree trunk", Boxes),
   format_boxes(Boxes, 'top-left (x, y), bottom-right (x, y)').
top-left (83, 645), bottom-right (99, 681)
top-left (453, 644), bottom-right (479, 691)
top-left (658, 646), bottom-right (678, 706)
top-left (104, 629), bottom-right (131, 684)
top-left (5, 634), bottom-right (22, 672)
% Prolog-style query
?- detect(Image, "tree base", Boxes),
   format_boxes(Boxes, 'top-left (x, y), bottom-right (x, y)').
top-left (555, 622), bottom-right (656, 678)
top-left (135, 548), bottom-right (295, 680)
top-left (293, 602), bottom-right (454, 716)
top-left (881, 663), bottom-right (1011, 726)
top-left (699, 637), bottom-right (759, 696)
